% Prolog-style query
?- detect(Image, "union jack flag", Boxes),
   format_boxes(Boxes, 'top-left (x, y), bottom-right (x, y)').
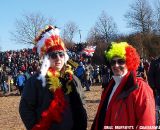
top-left (82, 46), bottom-right (96, 57)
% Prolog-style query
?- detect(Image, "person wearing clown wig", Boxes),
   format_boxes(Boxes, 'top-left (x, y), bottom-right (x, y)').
top-left (19, 25), bottom-right (87, 130)
top-left (91, 42), bottom-right (156, 130)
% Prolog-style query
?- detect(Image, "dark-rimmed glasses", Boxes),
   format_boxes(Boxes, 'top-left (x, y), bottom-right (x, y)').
top-left (48, 52), bottom-right (65, 59)
top-left (110, 59), bottom-right (125, 66)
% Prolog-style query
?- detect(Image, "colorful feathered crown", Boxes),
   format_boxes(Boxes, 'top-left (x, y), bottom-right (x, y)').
top-left (33, 25), bottom-right (66, 57)
top-left (104, 42), bottom-right (140, 71)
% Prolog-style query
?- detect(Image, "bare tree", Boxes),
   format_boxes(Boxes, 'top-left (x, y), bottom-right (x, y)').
top-left (154, 0), bottom-right (160, 34)
top-left (124, 0), bottom-right (154, 34)
top-left (93, 11), bottom-right (118, 43)
top-left (62, 21), bottom-right (78, 43)
top-left (87, 27), bottom-right (104, 45)
top-left (86, 12), bottom-right (118, 64)
top-left (11, 13), bottom-right (55, 45)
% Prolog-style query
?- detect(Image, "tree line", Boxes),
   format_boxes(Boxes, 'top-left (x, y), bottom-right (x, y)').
top-left (8, 0), bottom-right (160, 64)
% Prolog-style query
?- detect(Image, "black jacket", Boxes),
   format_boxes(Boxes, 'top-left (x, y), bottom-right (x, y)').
top-left (148, 57), bottom-right (160, 90)
top-left (19, 73), bottom-right (87, 130)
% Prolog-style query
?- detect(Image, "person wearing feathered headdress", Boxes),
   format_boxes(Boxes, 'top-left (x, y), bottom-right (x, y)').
top-left (19, 25), bottom-right (87, 130)
top-left (91, 42), bottom-right (156, 130)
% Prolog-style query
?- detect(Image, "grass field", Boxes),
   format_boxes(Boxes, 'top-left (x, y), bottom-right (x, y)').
top-left (0, 86), bottom-right (102, 130)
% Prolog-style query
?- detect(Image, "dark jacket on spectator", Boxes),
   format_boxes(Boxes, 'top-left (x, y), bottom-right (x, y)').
top-left (19, 73), bottom-right (87, 130)
top-left (148, 57), bottom-right (160, 90)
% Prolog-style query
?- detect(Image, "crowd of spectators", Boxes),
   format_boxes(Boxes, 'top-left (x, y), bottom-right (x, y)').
top-left (0, 48), bottom-right (111, 95)
top-left (0, 47), bottom-right (153, 96)
top-left (0, 49), bottom-right (40, 95)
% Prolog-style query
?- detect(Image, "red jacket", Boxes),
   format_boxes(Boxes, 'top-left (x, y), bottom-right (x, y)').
top-left (92, 72), bottom-right (156, 130)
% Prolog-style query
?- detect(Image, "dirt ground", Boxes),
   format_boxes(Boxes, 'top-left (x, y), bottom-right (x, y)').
top-left (0, 86), bottom-right (102, 130)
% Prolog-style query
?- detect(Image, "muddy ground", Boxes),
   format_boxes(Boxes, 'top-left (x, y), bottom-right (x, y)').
top-left (0, 86), bottom-right (102, 130)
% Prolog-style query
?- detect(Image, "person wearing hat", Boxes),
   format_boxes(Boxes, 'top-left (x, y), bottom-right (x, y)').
top-left (91, 42), bottom-right (156, 130)
top-left (19, 25), bottom-right (87, 130)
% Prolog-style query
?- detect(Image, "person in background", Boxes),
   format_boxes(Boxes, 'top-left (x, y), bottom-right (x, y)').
top-left (148, 56), bottom-right (160, 105)
top-left (19, 25), bottom-right (87, 130)
top-left (7, 73), bottom-right (14, 93)
top-left (1, 68), bottom-right (8, 94)
top-left (16, 70), bottom-right (26, 95)
top-left (84, 66), bottom-right (92, 91)
top-left (91, 42), bottom-right (155, 130)
top-left (148, 56), bottom-right (160, 125)
top-left (74, 62), bottom-right (85, 86)
top-left (101, 65), bottom-right (111, 89)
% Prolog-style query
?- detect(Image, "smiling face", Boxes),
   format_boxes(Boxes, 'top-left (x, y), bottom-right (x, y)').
top-left (48, 51), bottom-right (65, 71)
top-left (110, 56), bottom-right (128, 76)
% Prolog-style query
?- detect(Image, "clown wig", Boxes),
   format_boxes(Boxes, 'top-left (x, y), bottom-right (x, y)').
top-left (104, 42), bottom-right (140, 71)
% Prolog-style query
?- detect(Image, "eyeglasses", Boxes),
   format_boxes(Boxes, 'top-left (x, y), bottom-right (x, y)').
top-left (48, 52), bottom-right (65, 59)
top-left (110, 59), bottom-right (125, 66)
